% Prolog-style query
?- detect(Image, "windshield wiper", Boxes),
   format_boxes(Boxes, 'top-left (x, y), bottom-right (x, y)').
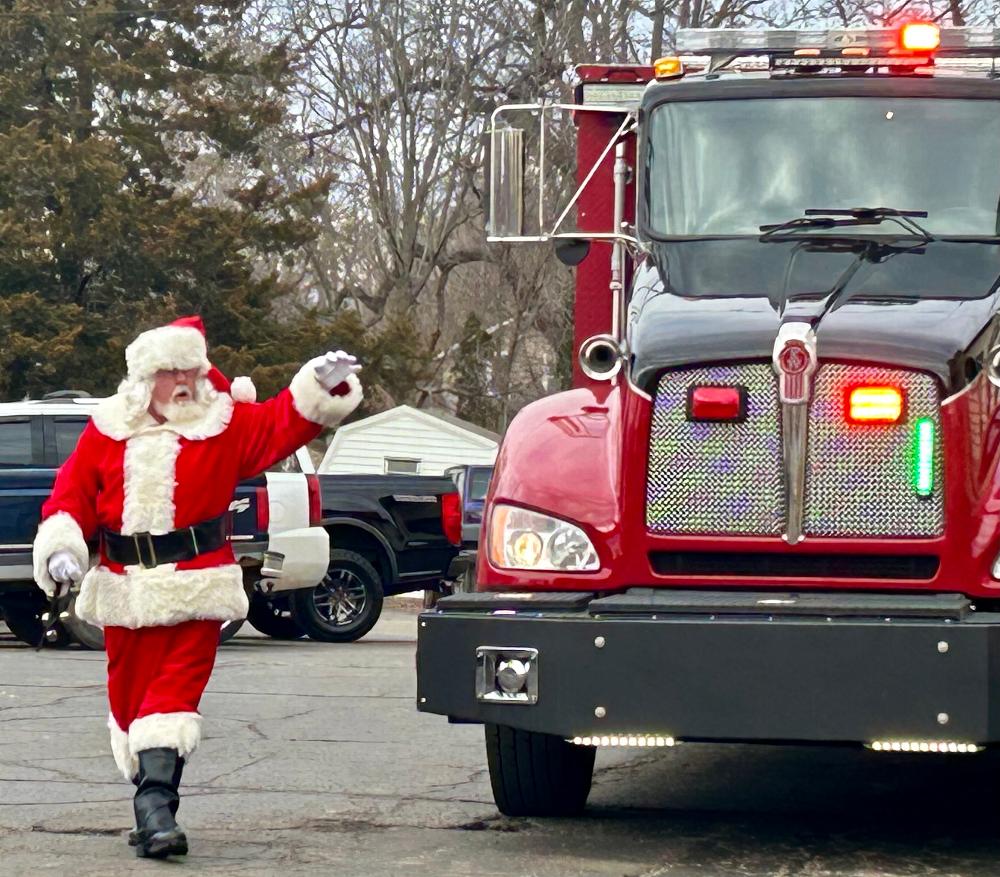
top-left (760, 207), bottom-right (934, 242)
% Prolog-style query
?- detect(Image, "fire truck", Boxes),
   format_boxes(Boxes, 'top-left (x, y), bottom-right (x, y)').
top-left (417, 23), bottom-right (1000, 816)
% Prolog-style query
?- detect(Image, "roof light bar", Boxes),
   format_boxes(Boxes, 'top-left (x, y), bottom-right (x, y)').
top-left (901, 22), bottom-right (941, 51)
top-left (772, 56), bottom-right (926, 68)
top-left (653, 56), bottom-right (685, 80)
top-left (676, 26), bottom-right (1000, 57)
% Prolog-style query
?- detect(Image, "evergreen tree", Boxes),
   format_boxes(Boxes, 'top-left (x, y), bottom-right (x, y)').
top-left (0, 1), bottom-right (329, 400)
top-left (453, 313), bottom-right (501, 430)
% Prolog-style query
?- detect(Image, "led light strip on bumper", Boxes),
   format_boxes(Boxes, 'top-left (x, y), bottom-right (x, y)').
top-left (570, 737), bottom-right (982, 751)
top-left (868, 740), bottom-right (982, 753)
top-left (570, 734), bottom-right (676, 748)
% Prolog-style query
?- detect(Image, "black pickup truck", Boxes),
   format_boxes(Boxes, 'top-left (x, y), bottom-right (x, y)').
top-left (249, 463), bottom-right (463, 643)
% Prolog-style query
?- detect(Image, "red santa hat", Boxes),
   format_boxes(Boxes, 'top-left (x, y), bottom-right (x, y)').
top-left (125, 315), bottom-right (257, 403)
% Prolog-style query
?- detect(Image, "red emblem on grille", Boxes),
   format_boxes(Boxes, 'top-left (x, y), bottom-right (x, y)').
top-left (773, 327), bottom-right (817, 404)
top-left (778, 342), bottom-right (809, 375)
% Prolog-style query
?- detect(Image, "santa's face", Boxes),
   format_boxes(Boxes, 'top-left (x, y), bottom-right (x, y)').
top-left (151, 368), bottom-right (201, 419)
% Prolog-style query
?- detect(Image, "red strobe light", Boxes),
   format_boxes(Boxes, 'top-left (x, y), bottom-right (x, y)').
top-left (848, 386), bottom-right (905, 424)
top-left (688, 386), bottom-right (745, 422)
top-left (900, 22), bottom-right (941, 52)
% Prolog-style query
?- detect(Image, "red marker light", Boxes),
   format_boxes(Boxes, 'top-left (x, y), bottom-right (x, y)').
top-left (901, 22), bottom-right (940, 52)
top-left (688, 386), bottom-right (745, 422)
top-left (848, 386), bottom-right (904, 424)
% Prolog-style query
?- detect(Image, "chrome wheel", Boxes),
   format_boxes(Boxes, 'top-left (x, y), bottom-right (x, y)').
top-left (314, 569), bottom-right (368, 626)
top-left (290, 549), bottom-right (384, 643)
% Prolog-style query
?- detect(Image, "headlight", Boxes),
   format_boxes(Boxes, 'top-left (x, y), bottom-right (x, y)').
top-left (488, 504), bottom-right (600, 572)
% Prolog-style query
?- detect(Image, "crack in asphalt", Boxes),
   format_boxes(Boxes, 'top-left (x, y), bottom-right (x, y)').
top-left (0, 682), bottom-right (105, 691)
top-left (0, 711), bottom-right (104, 723)
top-left (236, 812), bottom-right (519, 835)
top-left (198, 754), bottom-right (275, 786)
top-left (592, 752), bottom-right (672, 781)
top-left (30, 824), bottom-right (124, 837)
top-left (424, 767), bottom-right (490, 794)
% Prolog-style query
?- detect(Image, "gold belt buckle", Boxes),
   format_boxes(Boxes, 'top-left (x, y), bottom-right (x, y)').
top-left (132, 532), bottom-right (157, 569)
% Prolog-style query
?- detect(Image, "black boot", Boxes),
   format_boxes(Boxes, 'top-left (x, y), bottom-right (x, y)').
top-left (132, 748), bottom-right (188, 858)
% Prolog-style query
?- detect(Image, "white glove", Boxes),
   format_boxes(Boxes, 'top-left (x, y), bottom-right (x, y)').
top-left (314, 350), bottom-right (362, 391)
top-left (47, 550), bottom-right (84, 595)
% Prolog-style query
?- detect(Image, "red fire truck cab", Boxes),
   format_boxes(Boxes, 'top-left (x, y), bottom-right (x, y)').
top-left (417, 24), bottom-right (1000, 817)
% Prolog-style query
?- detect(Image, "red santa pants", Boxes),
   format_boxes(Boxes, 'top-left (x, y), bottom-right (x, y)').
top-left (105, 620), bottom-right (220, 733)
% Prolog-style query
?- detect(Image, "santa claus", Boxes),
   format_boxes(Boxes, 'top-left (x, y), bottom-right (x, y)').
top-left (31, 316), bottom-right (362, 859)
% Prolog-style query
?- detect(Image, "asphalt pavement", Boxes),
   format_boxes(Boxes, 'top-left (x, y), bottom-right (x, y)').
top-left (3, 602), bottom-right (1000, 876)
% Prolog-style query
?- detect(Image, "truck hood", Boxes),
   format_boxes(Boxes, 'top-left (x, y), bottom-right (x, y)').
top-left (629, 238), bottom-right (1000, 396)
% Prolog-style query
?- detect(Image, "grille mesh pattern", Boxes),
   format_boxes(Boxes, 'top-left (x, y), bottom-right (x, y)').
top-left (647, 364), bottom-right (783, 535)
top-left (646, 362), bottom-right (944, 538)
top-left (805, 364), bottom-right (943, 537)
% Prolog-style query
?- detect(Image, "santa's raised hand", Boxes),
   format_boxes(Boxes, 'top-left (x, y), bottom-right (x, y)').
top-left (314, 350), bottom-right (362, 393)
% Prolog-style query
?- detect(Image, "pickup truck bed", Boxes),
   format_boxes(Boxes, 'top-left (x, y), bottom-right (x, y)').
top-left (319, 473), bottom-right (461, 594)
top-left (251, 471), bottom-right (462, 643)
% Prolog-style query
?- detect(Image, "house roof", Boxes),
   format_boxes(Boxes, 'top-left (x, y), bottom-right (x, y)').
top-left (331, 404), bottom-right (501, 447)
top-left (423, 408), bottom-right (502, 444)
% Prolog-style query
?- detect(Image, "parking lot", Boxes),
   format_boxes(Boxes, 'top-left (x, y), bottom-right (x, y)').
top-left (3, 603), bottom-right (1000, 876)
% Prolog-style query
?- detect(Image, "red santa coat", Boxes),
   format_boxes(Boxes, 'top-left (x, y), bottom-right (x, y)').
top-left (32, 358), bottom-right (361, 630)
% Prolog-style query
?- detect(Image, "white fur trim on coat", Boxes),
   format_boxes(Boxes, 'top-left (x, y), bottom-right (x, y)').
top-left (32, 512), bottom-right (89, 598)
top-left (91, 386), bottom-right (233, 442)
top-left (230, 375), bottom-right (257, 403)
top-left (122, 432), bottom-right (180, 535)
top-left (75, 563), bottom-right (248, 629)
top-left (129, 712), bottom-right (202, 762)
top-left (125, 325), bottom-right (210, 380)
top-left (290, 359), bottom-right (363, 427)
top-left (109, 714), bottom-right (137, 780)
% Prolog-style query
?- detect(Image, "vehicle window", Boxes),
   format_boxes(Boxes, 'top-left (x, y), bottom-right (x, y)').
top-left (54, 419), bottom-right (88, 464)
top-left (0, 420), bottom-right (33, 467)
top-left (268, 453), bottom-right (302, 473)
top-left (468, 468), bottom-right (492, 501)
top-left (385, 457), bottom-right (420, 475)
top-left (647, 97), bottom-right (1000, 238)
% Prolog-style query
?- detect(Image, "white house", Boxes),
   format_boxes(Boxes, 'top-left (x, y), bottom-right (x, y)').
top-left (318, 405), bottom-right (500, 476)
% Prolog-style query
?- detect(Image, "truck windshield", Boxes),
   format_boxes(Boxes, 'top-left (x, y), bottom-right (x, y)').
top-left (646, 97), bottom-right (1000, 238)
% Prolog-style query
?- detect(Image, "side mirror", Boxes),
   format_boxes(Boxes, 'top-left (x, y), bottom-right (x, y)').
top-left (554, 237), bottom-right (591, 266)
top-left (489, 126), bottom-right (524, 238)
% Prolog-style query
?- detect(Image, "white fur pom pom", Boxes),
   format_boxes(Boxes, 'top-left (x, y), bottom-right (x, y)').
top-left (231, 376), bottom-right (257, 403)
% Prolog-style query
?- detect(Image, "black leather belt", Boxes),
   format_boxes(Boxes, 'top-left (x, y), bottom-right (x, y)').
top-left (101, 513), bottom-right (231, 569)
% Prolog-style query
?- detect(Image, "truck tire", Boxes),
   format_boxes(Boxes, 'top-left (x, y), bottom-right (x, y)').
top-left (247, 595), bottom-right (306, 640)
top-left (485, 723), bottom-right (595, 817)
top-left (63, 598), bottom-right (105, 650)
top-left (289, 549), bottom-right (383, 643)
top-left (3, 606), bottom-right (72, 648)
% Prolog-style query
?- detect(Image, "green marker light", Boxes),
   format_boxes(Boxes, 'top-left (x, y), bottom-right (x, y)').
top-left (914, 418), bottom-right (935, 497)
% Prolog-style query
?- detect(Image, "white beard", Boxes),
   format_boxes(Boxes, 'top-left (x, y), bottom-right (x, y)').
top-left (153, 380), bottom-right (214, 424)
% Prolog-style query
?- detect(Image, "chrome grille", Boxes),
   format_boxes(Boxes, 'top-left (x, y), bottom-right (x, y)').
top-left (647, 364), bottom-right (783, 535)
top-left (646, 362), bottom-right (944, 538)
top-left (805, 364), bottom-right (943, 537)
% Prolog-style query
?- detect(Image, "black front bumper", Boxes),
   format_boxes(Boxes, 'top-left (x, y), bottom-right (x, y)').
top-left (416, 589), bottom-right (1000, 745)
